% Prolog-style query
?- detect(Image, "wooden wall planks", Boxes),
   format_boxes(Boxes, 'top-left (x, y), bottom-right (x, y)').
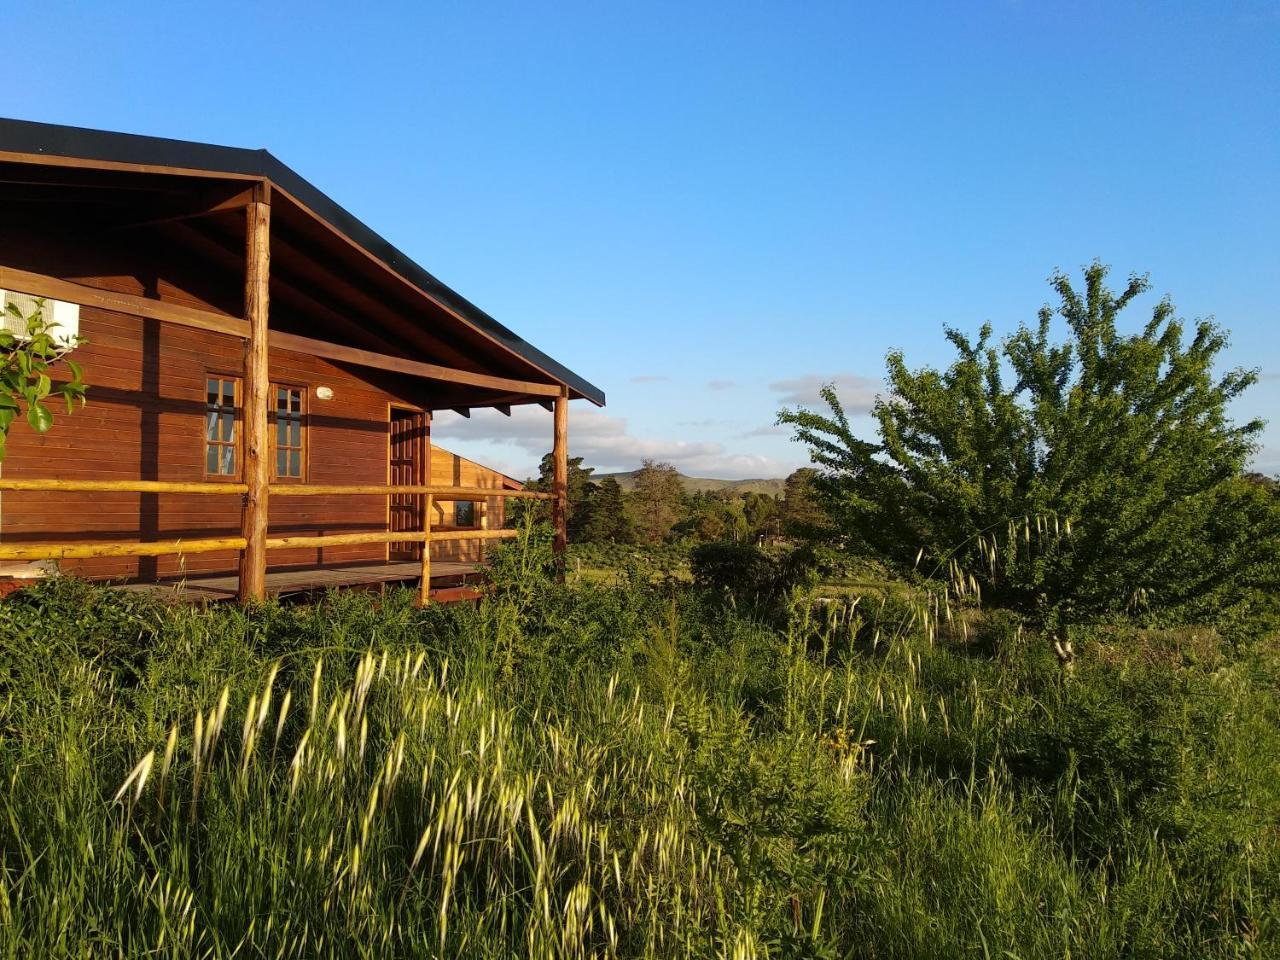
top-left (0, 306), bottom-right (511, 581)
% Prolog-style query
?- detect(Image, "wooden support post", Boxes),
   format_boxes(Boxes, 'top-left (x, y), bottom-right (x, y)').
top-left (419, 412), bottom-right (433, 606)
top-left (238, 187), bottom-right (271, 602)
top-left (552, 385), bottom-right (569, 580)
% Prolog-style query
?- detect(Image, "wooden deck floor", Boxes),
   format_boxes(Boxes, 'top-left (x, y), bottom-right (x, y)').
top-left (119, 560), bottom-right (484, 602)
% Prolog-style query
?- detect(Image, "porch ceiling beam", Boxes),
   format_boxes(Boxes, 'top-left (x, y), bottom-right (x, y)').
top-left (264, 225), bottom-right (481, 372)
top-left (422, 392), bottom-right (551, 415)
top-left (159, 218), bottom-right (405, 357)
top-left (107, 183), bottom-right (262, 232)
top-left (0, 264), bottom-right (565, 398)
top-left (267, 330), bottom-right (563, 398)
top-left (0, 264), bottom-right (250, 338)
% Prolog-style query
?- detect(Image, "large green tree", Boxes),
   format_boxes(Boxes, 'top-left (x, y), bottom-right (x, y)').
top-left (580, 476), bottom-right (634, 543)
top-left (628, 459), bottom-right (684, 544)
top-left (779, 263), bottom-right (1280, 624)
top-left (780, 468), bottom-right (827, 539)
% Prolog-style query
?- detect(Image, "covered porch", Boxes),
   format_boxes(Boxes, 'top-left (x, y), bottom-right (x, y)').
top-left (0, 119), bottom-right (604, 602)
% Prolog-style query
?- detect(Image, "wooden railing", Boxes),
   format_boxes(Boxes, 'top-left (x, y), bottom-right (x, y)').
top-left (0, 479), bottom-right (554, 601)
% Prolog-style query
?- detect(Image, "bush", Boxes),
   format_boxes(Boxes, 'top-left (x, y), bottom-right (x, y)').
top-left (690, 542), bottom-right (819, 609)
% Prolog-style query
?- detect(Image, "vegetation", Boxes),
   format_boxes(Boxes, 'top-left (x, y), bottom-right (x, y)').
top-left (0, 296), bottom-right (87, 460)
top-left (779, 263), bottom-right (1280, 633)
top-left (0, 544), bottom-right (1276, 958)
top-left (524, 458), bottom-right (796, 551)
top-left (1, 263), bottom-right (1276, 957)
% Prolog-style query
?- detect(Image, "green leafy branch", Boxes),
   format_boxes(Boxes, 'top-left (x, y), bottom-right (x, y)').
top-left (0, 297), bottom-right (87, 460)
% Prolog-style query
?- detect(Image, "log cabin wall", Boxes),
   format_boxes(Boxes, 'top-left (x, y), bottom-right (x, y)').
top-left (0, 208), bottom-right (514, 582)
top-left (0, 304), bottom-right (514, 581)
top-left (428, 447), bottom-right (512, 564)
top-left (0, 305), bottom-right (407, 580)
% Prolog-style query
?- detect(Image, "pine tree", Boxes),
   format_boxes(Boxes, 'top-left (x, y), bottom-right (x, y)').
top-left (581, 477), bottom-right (634, 543)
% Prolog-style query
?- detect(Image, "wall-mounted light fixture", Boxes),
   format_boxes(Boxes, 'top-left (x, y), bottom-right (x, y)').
top-left (315, 386), bottom-right (334, 401)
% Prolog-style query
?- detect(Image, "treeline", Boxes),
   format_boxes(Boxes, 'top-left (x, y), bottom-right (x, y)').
top-left (517, 456), bottom-right (825, 546)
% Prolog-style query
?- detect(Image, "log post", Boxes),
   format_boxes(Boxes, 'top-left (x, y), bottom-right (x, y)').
top-left (552, 385), bottom-right (569, 579)
top-left (238, 186), bottom-right (271, 602)
top-left (419, 412), bottom-right (433, 606)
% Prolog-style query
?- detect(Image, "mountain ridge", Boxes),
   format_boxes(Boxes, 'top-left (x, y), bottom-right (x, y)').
top-left (594, 469), bottom-right (785, 496)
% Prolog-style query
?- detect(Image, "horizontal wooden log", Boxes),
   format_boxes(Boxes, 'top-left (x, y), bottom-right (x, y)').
top-left (430, 529), bottom-right (519, 542)
top-left (265, 531), bottom-right (426, 550)
top-left (262, 528), bottom-right (520, 550)
top-left (0, 537), bottom-right (247, 560)
top-left (0, 265), bottom-right (251, 338)
top-left (0, 478), bottom-right (248, 494)
top-left (268, 484), bottom-right (552, 500)
top-left (0, 528), bottom-right (518, 560)
top-left (267, 330), bottom-right (563, 398)
top-left (0, 481), bottom-right (536, 500)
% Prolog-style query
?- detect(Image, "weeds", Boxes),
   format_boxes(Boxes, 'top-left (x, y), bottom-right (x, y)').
top-left (0, 572), bottom-right (1275, 957)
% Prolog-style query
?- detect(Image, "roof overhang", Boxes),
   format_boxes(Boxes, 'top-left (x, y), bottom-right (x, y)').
top-left (0, 117), bottom-right (605, 407)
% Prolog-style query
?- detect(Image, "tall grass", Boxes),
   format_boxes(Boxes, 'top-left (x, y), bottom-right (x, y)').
top-left (0, 571), bottom-right (1275, 957)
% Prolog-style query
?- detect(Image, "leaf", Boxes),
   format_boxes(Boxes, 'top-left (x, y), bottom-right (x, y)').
top-left (26, 401), bottom-right (52, 433)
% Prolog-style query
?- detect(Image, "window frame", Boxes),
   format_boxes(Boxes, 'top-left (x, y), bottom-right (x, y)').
top-left (453, 497), bottom-right (479, 529)
top-left (203, 374), bottom-right (241, 480)
top-left (269, 381), bottom-right (308, 482)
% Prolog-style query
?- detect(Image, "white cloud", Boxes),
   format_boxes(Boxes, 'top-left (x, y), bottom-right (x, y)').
top-left (630, 374), bottom-right (670, 384)
top-left (1251, 446), bottom-right (1280, 476)
top-left (769, 373), bottom-right (882, 413)
top-left (678, 417), bottom-right (734, 428)
top-left (739, 424), bottom-right (789, 438)
top-left (706, 378), bottom-right (737, 390)
top-left (433, 407), bottom-right (798, 480)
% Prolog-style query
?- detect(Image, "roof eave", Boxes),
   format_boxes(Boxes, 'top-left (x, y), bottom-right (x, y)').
top-left (0, 117), bottom-right (605, 406)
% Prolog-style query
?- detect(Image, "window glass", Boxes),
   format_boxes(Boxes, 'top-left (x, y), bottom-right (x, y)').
top-left (204, 377), bottom-right (238, 477)
top-left (272, 385), bottom-right (305, 479)
top-left (455, 499), bottom-right (476, 527)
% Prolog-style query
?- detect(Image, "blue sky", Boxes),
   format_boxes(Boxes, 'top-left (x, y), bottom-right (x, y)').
top-left (8, 0), bottom-right (1279, 479)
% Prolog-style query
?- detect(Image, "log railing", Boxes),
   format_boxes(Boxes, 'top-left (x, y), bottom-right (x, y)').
top-left (0, 479), bottom-right (552, 602)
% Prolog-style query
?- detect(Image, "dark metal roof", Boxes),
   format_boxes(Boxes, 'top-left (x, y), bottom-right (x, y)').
top-left (0, 117), bottom-right (605, 406)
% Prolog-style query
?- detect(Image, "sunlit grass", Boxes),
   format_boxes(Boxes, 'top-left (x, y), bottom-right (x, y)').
top-left (0, 573), bottom-right (1275, 958)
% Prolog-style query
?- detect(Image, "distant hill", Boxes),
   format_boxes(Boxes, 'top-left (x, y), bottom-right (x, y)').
top-left (595, 470), bottom-right (785, 496)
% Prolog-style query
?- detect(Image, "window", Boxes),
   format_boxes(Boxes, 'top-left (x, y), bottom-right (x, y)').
top-left (272, 385), bottom-right (305, 480)
top-left (454, 499), bottom-right (477, 527)
top-left (0, 291), bottom-right (80, 346)
top-left (205, 376), bottom-right (239, 477)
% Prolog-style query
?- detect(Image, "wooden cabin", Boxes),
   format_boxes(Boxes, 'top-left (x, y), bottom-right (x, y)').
top-left (0, 118), bottom-right (603, 602)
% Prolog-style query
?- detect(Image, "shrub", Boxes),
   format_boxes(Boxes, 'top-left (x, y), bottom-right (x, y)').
top-left (690, 542), bottom-right (819, 609)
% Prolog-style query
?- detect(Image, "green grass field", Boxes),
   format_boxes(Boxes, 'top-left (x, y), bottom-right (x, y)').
top-left (0, 570), bottom-right (1276, 958)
